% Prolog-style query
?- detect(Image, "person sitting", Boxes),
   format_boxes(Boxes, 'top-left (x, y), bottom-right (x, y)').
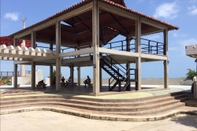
top-left (84, 75), bottom-right (91, 88)
top-left (65, 76), bottom-right (72, 87)
top-left (37, 80), bottom-right (46, 89)
top-left (61, 76), bottom-right (65, 85)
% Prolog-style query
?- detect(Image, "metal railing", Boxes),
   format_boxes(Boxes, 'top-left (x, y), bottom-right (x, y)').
top-left (102, 38), bottom-right (164, 55)
top-left (0, 71), bottom-right (31, 77)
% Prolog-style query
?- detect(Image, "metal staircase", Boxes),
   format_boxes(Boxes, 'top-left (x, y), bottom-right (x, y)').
top-left (100, 54), bottom-right (137, 91)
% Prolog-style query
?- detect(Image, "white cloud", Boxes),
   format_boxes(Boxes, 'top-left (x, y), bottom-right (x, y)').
top-left (173, 33), bottom-right (178, 37)
top-left (180, 38), bottom-right (197, 46)
top-left (189, 0), bottom-right (196, 3)
top-left (153, 2), bottom-right (179, 19)
top-left (169, 47), bottom-right (177, 51)
top-left (144, 34), bottom-right (160, 40)
top-left (4, 12), bottom-right (19, 21)
top-left (188, 5), bottom-right (197, 15)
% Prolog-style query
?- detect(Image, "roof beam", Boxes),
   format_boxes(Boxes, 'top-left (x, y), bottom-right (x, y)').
top-left (98, 1), bottom-right (168, 30)
top-left (59, 47), bottom-right (93, 57)
top-left (13, 19), bottom-right (56, 39)
top-left (109, 13), bottom-right (129, 34)
top-left (141, 17), bottom-right (167, 30)
top-left (57, 2), bottom-right (92, 21)
top-left (11, 2), bottom-right (93, 39)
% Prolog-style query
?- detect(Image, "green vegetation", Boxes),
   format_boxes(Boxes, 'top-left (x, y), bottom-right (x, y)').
top-left (186, 69), bottom-right (197, 80)
top-left (0, 77), bottom-right (12, 85)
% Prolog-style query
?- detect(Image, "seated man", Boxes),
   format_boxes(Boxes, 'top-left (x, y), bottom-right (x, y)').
top-left (65, 76), bottom-right (72, 87)
top-left (61, 76), bottom-right (65, 85)
top-left (84, 75), bottom-right (91, 88)
top-left (37, 80), bottom-right (46, 89)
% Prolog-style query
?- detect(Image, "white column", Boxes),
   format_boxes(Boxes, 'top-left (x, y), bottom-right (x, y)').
top-left (92, 0), bottom-right (100, 95)
top-left (20, 39), bottom-right (26, 76)
top-left (55, 21), bottom-right (61, 91)
top-left (163, 29), bottom-right (169, 89)
top-left (135, 19), bottom-right (141, 91)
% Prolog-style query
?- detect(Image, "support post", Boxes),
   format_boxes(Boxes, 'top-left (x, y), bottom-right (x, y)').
top-left (50, 65), bottom-right (53, 86)
top-left (126, 36), bottom-right (131, 91)
top-left (135, 19), bottom-right (141, 91)
top-left (193, 77), bottom-right (197, 100)
top-left (14, 63), bottom-right (18, 89)
top-left (92, 0), bottom-right (100, 95)
top-left (31, 62), bottom-right (35, 90)
top-left (55, 20), bottom-right (61, 91)
top-left (163, 29), bottom-right (169, 89)
top-left (77, 67), bottom-right (81, 86)
top-left (70, 65), bottom-right (74, 84)
top-left (13, 39), bottom-right (18, 88)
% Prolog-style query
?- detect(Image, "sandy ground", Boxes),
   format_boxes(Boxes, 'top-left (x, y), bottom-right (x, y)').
top-left (1, 111), bottom-right (197, 131)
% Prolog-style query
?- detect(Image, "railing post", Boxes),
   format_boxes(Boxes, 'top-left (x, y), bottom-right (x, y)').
top-left (148, 40), bottom-right (150, 53)
top-left (156, 42), bottom-right (159, 54)
top-left (121, 41), bottom-right (123, 51)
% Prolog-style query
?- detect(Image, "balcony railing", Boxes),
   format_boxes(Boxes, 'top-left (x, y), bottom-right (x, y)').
top-left (0, 71), bottom-right (31, 77)
top-left (102, 38), bottom-right (164, 55)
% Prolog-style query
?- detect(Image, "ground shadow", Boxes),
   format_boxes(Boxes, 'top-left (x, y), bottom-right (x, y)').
top-left (170, 113), bottom-right (197, 129)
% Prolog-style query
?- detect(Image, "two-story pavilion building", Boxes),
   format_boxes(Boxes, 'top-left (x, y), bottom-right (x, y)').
top-left (1, 0), bottom-right (178, 95)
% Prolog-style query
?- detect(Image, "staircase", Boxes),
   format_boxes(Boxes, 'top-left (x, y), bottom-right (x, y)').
top-left (0, 92), bottom-right (192, 117)
top-left (100, 54), bottom-right (137, 91)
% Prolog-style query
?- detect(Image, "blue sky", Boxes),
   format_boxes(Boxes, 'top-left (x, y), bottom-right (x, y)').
top-left (1, 0), bottom-right (197, 79)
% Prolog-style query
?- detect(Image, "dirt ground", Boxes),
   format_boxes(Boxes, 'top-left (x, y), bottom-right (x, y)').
top-left (1, 111), bottom-right (197, 131)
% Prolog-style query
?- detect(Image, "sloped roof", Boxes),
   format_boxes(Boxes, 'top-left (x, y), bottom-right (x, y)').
top-left (9, 0), bottom-right (178, 48)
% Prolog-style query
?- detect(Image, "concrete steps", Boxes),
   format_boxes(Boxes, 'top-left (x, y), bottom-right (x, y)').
top-left (0, 92), bottom-right (192, 116)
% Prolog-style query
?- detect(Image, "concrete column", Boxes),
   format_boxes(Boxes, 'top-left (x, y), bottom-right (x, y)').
top-left (31, 62), bottom-right (35, 90)
top-left (77, 67), bottom-right (81, 86)
top-left (55, 20), bottom-right (61, 91)
top-left (13, 37), bottom-right (17, 46)
top-left (92, 0), bottom-right (100, 95)
top-left (77, 47), bottom-right (81, 86)
top-left (14, 63), bottom-right (18, 89)
top-left (13, 39), bottom-right (18, 89)
top-left (70, 65), bottom-right (74, 84)
top-left (20, 40), bottom-right (27, 77)
top-left (126, 36), bottom-right (131, 91)
top-left (100, 67), bottom-right (102, 89)
top-left (194, 81), bottom-right (197, 100)
top-left (50, 41), bottom-right (53, 50)
top-left (50, 65), bottom-right (53, 86)
top-left (135, 19), bottom-right (141, 91)
top-left (31, 31), bottom-right (36, 48)
top-left (163, 29), bottom-right (169, 89)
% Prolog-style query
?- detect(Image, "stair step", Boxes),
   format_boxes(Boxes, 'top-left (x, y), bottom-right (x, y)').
top-left (0, 97), bottom-right (187, 112)
top-left (0, 92), bottom-right (191, 116)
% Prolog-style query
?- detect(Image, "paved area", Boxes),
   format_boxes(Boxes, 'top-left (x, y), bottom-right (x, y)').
top-left (1, 111), bottom-right (197, 131)
top-left (0, 86), bottom-right (189, 100)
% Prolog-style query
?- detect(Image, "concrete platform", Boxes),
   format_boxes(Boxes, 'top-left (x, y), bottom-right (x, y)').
top-left (0, 85), bottom-right (197, 124)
